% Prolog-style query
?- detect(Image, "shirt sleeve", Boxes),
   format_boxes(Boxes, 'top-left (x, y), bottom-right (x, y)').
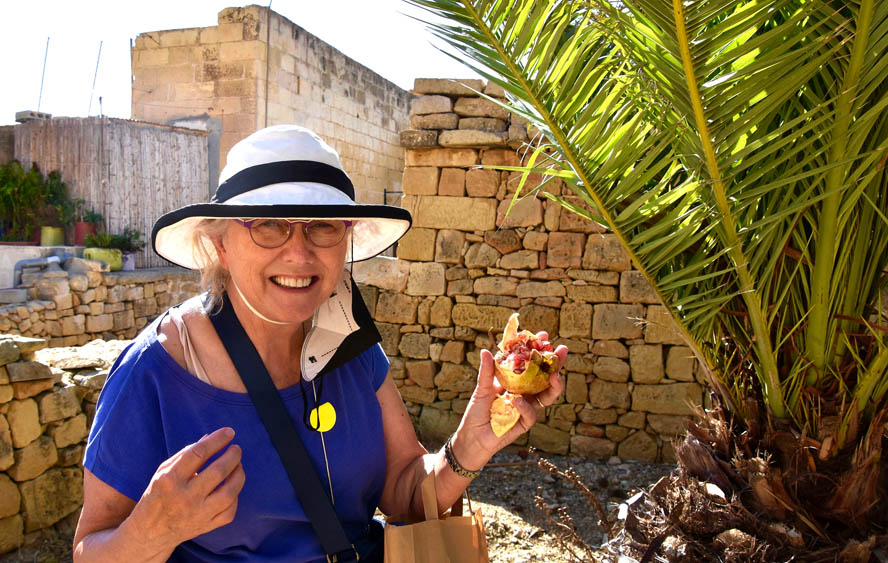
top-left (83, 341), bottom-right (170, 502)
top-left (367, 343), bottom-right (390, 391)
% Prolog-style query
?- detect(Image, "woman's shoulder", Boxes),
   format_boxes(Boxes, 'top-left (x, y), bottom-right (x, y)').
top-left (156, 295), bottom-right (210, 369)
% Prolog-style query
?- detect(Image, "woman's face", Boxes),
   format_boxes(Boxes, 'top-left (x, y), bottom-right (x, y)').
top-left (214, 219), bottom-right (349, 324)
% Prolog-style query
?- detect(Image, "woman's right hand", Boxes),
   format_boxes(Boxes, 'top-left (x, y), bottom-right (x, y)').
top-left (124, 427), bottom-right (245, 552)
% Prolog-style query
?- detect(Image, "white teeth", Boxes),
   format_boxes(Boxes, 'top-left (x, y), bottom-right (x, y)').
top-left (273, 276), bottom-right (312, 288)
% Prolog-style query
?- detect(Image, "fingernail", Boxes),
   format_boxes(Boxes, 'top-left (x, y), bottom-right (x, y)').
top-left (223, 427), bottom-right (234, 438)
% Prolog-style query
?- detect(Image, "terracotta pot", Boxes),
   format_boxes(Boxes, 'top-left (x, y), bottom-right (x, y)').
top-left (74, 221), bottom-right (96, 246)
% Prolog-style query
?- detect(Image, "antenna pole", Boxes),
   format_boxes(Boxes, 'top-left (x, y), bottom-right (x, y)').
top-left (37, 37), bottom-right (49, 111)
top-left (88, 40), bottom-right (104, 115)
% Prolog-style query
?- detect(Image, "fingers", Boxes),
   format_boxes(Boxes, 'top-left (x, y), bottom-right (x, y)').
top-left (175, 427), bottom-right (236, 478)
top-left (476, 349), bottom-right (495, 394)
top-left (193, 442), bottom-right (243, 497)
top-left (205, 461), bottom-right (246, 520)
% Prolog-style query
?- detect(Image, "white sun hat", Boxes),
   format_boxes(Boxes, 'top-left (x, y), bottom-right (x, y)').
top-left (152, 125), bottom-right (412, 269)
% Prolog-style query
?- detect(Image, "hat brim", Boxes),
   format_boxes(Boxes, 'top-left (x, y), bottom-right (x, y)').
top-left (152, 202), bottom-right (412, 270)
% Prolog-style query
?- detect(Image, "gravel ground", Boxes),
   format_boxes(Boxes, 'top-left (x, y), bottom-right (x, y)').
top-left (1, 450), bottom-right (674, 563)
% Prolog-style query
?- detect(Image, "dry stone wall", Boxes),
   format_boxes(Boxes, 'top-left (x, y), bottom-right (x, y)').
top-left (0, 335), bottom-right (129, 554)
top-left (354, 78), bottom-right (706, 463)
top-left (0, 259), bottom-right (199, 346)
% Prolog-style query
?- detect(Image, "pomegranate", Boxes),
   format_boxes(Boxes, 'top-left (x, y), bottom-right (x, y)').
top-left (493, 313), bottom-right (557, 395)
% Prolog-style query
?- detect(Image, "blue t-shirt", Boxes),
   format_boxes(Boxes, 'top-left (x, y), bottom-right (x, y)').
top-left (84, 316), bottom-right (389, 562)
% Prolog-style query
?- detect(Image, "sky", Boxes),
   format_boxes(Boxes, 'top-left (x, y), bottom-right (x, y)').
top-left (0, 0), bottom-right (481, 126)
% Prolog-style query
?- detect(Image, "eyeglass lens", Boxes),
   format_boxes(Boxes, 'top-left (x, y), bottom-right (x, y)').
top-left (249, 219), bottom-right (348, 248)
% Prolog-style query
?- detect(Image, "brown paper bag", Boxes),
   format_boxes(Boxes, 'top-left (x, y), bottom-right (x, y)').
top-left (384, 472), bottom-right (490, 563)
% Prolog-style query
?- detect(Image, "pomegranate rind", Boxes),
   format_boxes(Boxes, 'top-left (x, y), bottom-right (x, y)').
top-left (494, 313), bottom-right (557, 395)
top-left (490, 394), bottom-right (521, 437)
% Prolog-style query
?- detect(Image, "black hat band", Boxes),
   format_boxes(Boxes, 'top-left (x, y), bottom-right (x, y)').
top-left (212, 160), bottom-right (355, 203)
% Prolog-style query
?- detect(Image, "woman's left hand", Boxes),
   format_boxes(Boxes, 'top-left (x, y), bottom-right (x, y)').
top-left (450, 334), bottom-right (567, 472)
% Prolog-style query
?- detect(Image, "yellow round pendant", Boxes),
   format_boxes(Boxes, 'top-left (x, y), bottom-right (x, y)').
top-left (309, 402), bottom-right (337, 432)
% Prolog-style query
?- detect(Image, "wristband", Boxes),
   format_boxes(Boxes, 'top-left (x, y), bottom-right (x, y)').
top-left (444, 435), bottom-right (482, 479)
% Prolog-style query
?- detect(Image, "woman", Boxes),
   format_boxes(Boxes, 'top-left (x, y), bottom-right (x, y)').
top-left (74, 125), bottom-right (567, 562)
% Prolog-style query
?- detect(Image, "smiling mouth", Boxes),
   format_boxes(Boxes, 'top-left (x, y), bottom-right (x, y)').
top-left (271, 275), bottom-right (315, 289)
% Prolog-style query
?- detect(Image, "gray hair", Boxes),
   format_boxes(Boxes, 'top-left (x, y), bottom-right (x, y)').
top-left (190, 218), bottom-right (231, 313)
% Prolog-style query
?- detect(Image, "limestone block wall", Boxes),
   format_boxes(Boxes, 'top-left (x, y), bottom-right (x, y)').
top-left (131, 6), bottom-right (411, 205)
top-left (0, 335), bottom-right (128, 554)
top-left (353, 79), bottom-right (706, 463)
top-left (0, 260), bottom-right (199, 346)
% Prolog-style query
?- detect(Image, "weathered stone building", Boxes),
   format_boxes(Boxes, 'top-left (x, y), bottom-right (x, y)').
top-left (130, 5), bottom-right (412, 204)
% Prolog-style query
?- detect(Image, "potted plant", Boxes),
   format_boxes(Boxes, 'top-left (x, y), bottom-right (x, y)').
top-left (0, 161), bottom-right (44, 244)
top-left (36, 170), bottom-right (70, 246)
top-left (72, 199), bottom-right (103, 246)
top-left (84, 228), bottom-right (145, 271)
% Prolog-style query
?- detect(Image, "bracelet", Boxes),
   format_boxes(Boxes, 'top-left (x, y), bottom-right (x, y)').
top-left (444, 435), bottom-right (482, 479)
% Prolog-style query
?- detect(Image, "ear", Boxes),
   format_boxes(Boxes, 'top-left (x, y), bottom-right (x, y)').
top-left (211, 232), bottom-right (229, 269)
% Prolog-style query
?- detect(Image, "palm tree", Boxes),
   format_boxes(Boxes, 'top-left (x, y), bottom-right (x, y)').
top-left (406, 0), bottom-right (888, 557)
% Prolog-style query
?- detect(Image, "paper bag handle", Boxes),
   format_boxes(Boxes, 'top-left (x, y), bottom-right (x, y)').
top-left (420, 472), bottom-right (439, 521)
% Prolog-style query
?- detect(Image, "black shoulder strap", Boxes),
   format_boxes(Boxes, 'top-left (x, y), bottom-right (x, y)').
top-left (208, 293), bottom-right (358, 561)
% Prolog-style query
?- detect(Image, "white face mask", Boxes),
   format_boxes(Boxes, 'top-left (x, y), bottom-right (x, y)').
top-left (300, 272), bottom-right (360, 382)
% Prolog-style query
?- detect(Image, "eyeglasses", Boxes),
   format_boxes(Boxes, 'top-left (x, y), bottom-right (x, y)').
top-left (233, 219), bottom-right (353, 249)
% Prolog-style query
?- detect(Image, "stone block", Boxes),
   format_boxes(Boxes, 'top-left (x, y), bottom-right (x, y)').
top-left (86, 314), bottom-right (113, 333)
top-left (559, 303), bottom-right (592, 338)
top-left (447, 279), bottom-right (474, 296)
top-left (353, 257), bottom-right (410, 292)
top-left (410, 112), bottom-right (460, 130)
top-left (632, 383), bottom-right (703, 415)
top-left (497, 197), bottom-right (543, 228)
top-left (619, 411), bottom-right (646, 429)
top-left (0, 384), bottom-right (10, 403)
top-left (464, 243), bottom-right (500, 268)
top-left (578, 407), bottom-right (618, 425)
top-left (0, 340), bottom-right (20, 366)
top-left (484, 230), bottom-right (521, 255)
top-left (48, 413), bottom-right (87, 448)
top-left (516, 304), bottom-right (559, 337)
top-left (630, 345), bottom-right (664, 384)
top-left (358, 286), bottom-right (378, 317)
top-left (439, 341), bottom-right (465, 364)
top-left (414, 78), bottom-right (485, 96)
top-left (645, 306), bottom-right (686, 345)
top-left (620, 271), bottom-right (659, 304)
top-left (459, 117), bottom-right (507, 132)
top-left (434, 230), bottom-right (465, 264)
top-left (474, 277), bottom-right (517, 295)
top-left (112, 310), bottom-right (134, 332)
top-left (1, 420), bottom-right (14, 470)
top-left (11, 379), bottom-right (54, 400)
top-left (38, 386), bottom-right (81, 423)
top-left (406, 148), bottom-right (479, 168)
top-left (647, 414), bottom-right (689, 437)
top-left (606, 425), bottom-right (630, 442)
top-left (666, 346), bottom-right (696, 381)
top-left (529, 424), bottom-right (570, 455)
top-left (588, 380), bottom-right (630, 409)
top-left (133, 298), bottom-right (158, 318)
top-left (4, 361), bottom-right (51, 383)
top-left (437, 168), bottom-right (466, 197)
top-left (522, 232), bottom-right (547, 251)
top-left (566, 284), bottom-right (618, 303)
top-left (0, 474), bottom-right (20, 519)
top-left (429, 297), bottom-right (453, 327)
top-left (6, 399), bottom-right (40, 449)
top-left (68, 274), bottom-right (89, 292)
top-left (452, 304), bottom-right (513, 332)
top-left (546, 232), bottom-right (584, 268)
top-left (406, 263), bottom-right (446, 296)
top-left (400, 129), bottom-right (438, 148)
top-left (404, 195), bottom-right (496, 231)
top-left (376, 293), bottom-right (418, 324)
top-left (7, 436), bottom-right (57, 482)
top-left (18, 467), bottom-right (83, 532)
top-left (567, 269), bottom-right (620, 285)
top-left (399, 384), bottom-right (437, 405)
top-left (565, 373), bottom-right (588, 404)
top-left (397, 228), bottom-right (437, 261)
top-left (35, 278), bottom-right (69, 300)
top-left (571, 435), bottom-right (616, 459)
top-left (500, 250), bottom-right (538, 270)
top-left (58, 443), bottom-right (85, 467)
top-left (481, 149), bottom-right (521, 167)
top-left (591, 340), bottom-right (628, 358)
top-left (565, 353), bottom-right (594, 374)
top-left (453, 97), bottom-right (510, 119)
top-left (592, 304), bottom-right (644, 340)
top-left (517, 281), bottom-right (565, 298)
top-left (0, 515), bottom-right (23, 554)
top-left (593, 357), bottom-right (630, 382)
top-left (60, 315), bottom-right (85, 336)
top-left (434, 363), bottom-right (475, 393)
top-left (582, 234), bottom-right (631, 271)
top-left (412, 95), bottom-right (453, 115)
top-left (419, 407), bottom-right (461, 445)
top-left (377, 323), bottom-right (401, 356)
top-left (617, 430), bottom-right (658, 462)
top-left (0, 290), bottom-right (27, 305)
top-left (439, 129), bottom-right (507, 147)
top-left (406, 360), bottom-right (437, 388)
top-left (557, 197), bottom-right (606, 233)
top-left (464, 169), bottom-right (498, 198)
top-left (399, 333), bottom-right (430, 359)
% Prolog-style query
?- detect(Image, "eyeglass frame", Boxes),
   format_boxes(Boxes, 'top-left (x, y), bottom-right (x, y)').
top-left (233, 218), bottom-right (354, 249)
